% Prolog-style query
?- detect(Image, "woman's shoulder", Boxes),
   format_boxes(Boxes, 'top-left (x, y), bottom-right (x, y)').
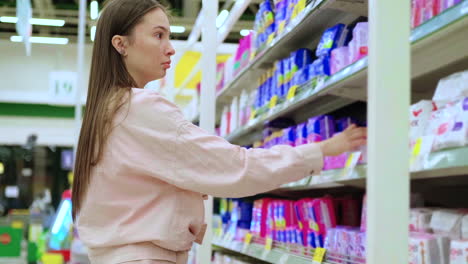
top-left (128, 88), bottom-right (180, 114)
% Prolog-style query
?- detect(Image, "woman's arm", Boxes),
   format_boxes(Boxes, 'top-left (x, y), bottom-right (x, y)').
top-left (116, 90), bottom-right (365, 198)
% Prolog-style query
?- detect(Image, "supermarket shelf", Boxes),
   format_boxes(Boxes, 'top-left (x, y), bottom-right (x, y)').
top-left (225, 1), bottom-right (468, 144)
top-left (275, 146), bottom-right (468, 193)
top-left (216, 0), bottom-right (368, 104)
top-left (212, 238), bottom-right (362, 264)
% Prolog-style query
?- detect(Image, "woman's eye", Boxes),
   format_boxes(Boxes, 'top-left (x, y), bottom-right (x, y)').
top-left (156, 33), bottom-right (163, 39)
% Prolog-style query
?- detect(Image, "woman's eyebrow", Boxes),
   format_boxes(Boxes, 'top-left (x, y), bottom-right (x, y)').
top-left (153, 26), bottom-right (170, 33)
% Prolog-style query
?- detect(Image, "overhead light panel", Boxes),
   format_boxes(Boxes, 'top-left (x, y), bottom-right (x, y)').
top-left (0, 16), bottom-right (65, 26)
top-left (91, 26), bottom-right (97, 41)
top-left (170, 26), bottom-right (186, 33)
top-left (11, 36), bottom-right (69, 45)
top-left (216, 10), bottom-right (230, 28)
top-left (90, 1), bottom-right (99, 20)
top-left (240, 29), bottom-right (250, 36)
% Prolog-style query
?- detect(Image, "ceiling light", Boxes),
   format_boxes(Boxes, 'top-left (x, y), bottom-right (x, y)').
top-left (240, 29), bottom-right (250, 36)
top-left (90, 1), bottom-right (99, 20)
top-left (0, 16), bottom-right (65, 26)
top-left (170, 26), bottom-right (186, 33)
top-left (90, 26), bottom-right (96, 41)
top-left (216, 10), bottom-right (230, 28)
top-left (11, 36), bottom-right (69, 45)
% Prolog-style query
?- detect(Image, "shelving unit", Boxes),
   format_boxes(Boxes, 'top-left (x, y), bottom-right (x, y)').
top-left (180, 0), bottom-right (468, 263)
top-left (224, 1), bottom-right (468, 145)
top-left (212, 237), bottom-right (363, 264)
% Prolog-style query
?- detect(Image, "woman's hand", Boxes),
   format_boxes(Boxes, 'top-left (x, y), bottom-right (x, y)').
top-left (319, 124), bottom-right (367, 157)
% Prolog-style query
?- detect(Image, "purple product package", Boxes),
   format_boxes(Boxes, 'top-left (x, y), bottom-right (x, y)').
top-left (307, 116), bottom-right (335, 143)
top-left (282, 126), bottom-right (296, 146)
top-left (295, 122), bottom-right (308, 146)
top-left (336, 117), bottom-right (357, 132)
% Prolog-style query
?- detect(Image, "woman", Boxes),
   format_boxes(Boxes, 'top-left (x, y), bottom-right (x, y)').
top-left (72, 0), bottom-right (367, 263)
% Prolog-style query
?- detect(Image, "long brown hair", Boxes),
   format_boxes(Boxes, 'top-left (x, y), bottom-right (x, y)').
top-left (72, 0), bottom-right (167, 220)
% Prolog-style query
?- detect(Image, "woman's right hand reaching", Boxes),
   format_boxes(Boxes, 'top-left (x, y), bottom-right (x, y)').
top-left (319, 124), bottom-right (367, 157)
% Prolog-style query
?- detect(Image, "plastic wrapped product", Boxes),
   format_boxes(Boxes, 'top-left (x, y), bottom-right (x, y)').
top-left (430, 210), bottom-right (464, 240)
top-left (331, 46), bottom-right (350, 75)
top-left (351, 22), bottom-right (368, 62)
top-left (450, 239), bottom-right (468, 264)
top-left (410, 100), bottom-right (436, 141)
top-left (295, 122), bottom-right (308, 146)
top-left (410, 208), bottom-right (434, 233)
top-left (314, 55), bottom-right (332, 77)
top-left (316, 24), bottom-right (346, 57)
top-left (433, 70), bottom-right (468, 104)
top-left (409, 233), bottom-right (445, 264)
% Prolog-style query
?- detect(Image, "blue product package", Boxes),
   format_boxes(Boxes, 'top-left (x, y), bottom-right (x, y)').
top-left (283, 58), bottom-right (291, 93)
top-left (308, 62), bottom-right (317, 81)
top-left (275, 61), bottom-right (285, 98)
top-left (314, 55), bottom-right (331, 77)
top-left (275, 0), bottom-right (288, 33)
top-left (316, 24), bottom-right (345, 57)
top-left (292, 65), bottom-right (310, 86)
top-left (292, 48), bottom-right (313, 73)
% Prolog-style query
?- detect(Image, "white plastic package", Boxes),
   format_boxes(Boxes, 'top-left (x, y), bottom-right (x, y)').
top-left (433, 70), bottom-right (468, 104)
top-left (429, 98), bottom-right (468, 151)
top-left (430, 210), bottom-right (463, 240)
top-left (449, 240), bottom-right (468, 264)
top-left (410, 208), bottom-right (433, 233)
top-left (410, 100), bottom-right (435, 141)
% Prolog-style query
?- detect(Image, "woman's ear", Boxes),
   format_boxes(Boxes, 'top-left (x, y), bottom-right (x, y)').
top-left (111, 35), bottom-right (128, 56)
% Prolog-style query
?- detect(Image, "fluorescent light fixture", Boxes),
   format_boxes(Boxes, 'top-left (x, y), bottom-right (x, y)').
top-left (90, 1), bottom-right (99, 20)
top-left (170, 25), bottom-right (186, 33)
top-left (216, 9), bottom-right (229, 28)
top-left (240, 29), bottom-right (250, 36)
top-left (91, 25), bottom-right (96, 41)
top-left (0, 16), bottom-right (65, 26)
top-left (11, 36), bottom-right (69, 45)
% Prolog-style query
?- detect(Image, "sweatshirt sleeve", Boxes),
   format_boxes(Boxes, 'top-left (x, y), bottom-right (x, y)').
top-left (116, 90), bottom-right (323, 198)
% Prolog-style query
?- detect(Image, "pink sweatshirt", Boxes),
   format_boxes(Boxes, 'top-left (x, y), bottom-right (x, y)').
top-left (76, 88), bottom-right (323, 263)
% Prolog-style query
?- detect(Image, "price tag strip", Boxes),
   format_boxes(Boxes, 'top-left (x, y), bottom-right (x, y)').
top-left (241, 233), bottom-right (252, 253)
top-left (261, 237), bottom-right (273, 260)
top-left (312, 247), bottom-right (327, 264)
top-left (410, 135), bottom-right (434, 171)
top-left (340, 151), bottom-right (362, 179)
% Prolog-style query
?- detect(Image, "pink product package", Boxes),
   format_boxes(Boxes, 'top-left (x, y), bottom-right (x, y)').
top-left (450, 240), bottom-right (468, 264)
top-left (312, 198), bottom-right (337, 231)
top-left (348, 39), bottom-right (357, 65)
top-left (351, 22), bottom-right (368, 62)
top-left (331, 46), bottom-right (350, 75)
top-left (323, 150), bottom-right (348, 170)
top-left (240, 33), bottom-right (253, 69)
top-left (412, 0), bottom-right (423, 28)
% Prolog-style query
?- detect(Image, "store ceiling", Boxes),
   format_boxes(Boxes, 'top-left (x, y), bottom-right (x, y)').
top-left (0, 0), bottom-right (258, 43)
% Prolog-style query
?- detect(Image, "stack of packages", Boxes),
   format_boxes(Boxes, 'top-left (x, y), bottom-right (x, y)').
top-left (254, 0), bottom-right (307, 52)
top-left (409, 70), bottom-right (468, 170)
top-left (218, 198), bottom-right (254, 242)
top-left (409, 208), bottom-right (468, 264)
top-left (411, 0), bottom-right (463, 28)
top-left (249, 195), bottom-right (362, 251)
top-left (247, 20), bottom-right (369, 121)
top-left (255, 116), bottom-right (367, 171)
